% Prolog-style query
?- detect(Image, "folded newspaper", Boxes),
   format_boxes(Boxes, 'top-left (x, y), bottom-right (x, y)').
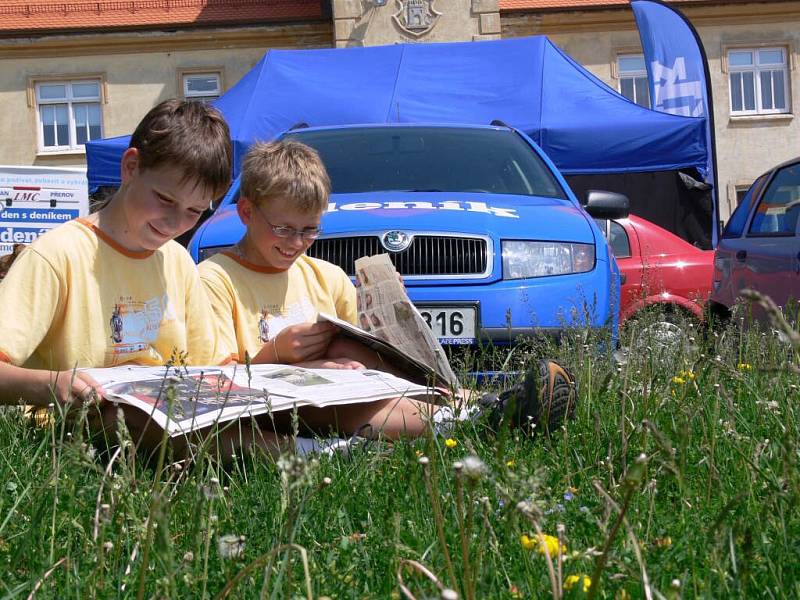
top-left (83, 364), bottom-right (434, 437)
top-left (319, 254), bottom-right (459, 389)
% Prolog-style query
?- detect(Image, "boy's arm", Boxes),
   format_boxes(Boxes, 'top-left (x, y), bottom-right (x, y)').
top-left (333, 266), bottom-right (358, 326)
top-left (195, 262), bottom-right (239, 365)
top-left (252, 322), bottom-right (337, 364)
top-left (0, 361), bottom-right (102, 408)
top-left (0, 248), bottom-right (99, 407)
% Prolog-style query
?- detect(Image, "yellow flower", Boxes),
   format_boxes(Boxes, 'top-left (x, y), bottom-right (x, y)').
top-left (445, 438), bottom-right (458, 449)
top-left (737, 362), bottom-right (752, 371)
top-left (653, 536), bottom-right (672, 548)
top-left (520, 533), bottom-right (566, 556)
top-left (415, 450), bottom-right (423, 457)
top-left (671, 376), bottom-right (686, 385)
top-left (679, 370), bottom-right (695, 381)
top-left (506, 459), bottom-right (515, 468)
top-left (564, 574), bottom-right (591, 593)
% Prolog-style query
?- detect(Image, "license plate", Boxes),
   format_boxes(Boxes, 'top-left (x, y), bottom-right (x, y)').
top-left (416, 306), bottom-right (477, 344)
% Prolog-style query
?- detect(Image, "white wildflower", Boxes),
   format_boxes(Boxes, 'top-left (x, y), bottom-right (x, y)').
top-left (462, 455), bottom-right (487, 480)
top-left (217, 534), bottom-right (245, 560)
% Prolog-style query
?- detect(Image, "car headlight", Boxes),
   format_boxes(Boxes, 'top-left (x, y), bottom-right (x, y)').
top-left (502, 241), bottom-right (595, 280)
top-left (197, 245), bottom-right (232, 262)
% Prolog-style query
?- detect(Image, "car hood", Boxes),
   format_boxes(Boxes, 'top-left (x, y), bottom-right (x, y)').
top-left (197, 191), bottom-right (597, 250)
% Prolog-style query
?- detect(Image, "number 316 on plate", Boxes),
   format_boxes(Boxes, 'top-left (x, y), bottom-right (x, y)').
top-left (417, 306), bottom-right (476, 345)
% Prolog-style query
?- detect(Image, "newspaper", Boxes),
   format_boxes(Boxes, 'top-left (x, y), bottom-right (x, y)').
top-left (345, 253), bottom-right (459, 389)
top-left (82, 363), bottom-right (435, 437)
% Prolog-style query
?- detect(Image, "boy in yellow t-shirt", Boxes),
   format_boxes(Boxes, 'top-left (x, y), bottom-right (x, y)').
top-left (200, 141), bottom-right (579, 441)
top-left (0, 99), bottom-right (295, 459)
top-left (200, 140), bottom-right (434, 439)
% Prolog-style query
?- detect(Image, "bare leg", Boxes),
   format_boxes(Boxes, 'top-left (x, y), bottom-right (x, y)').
top-left (270, 395), bottom-right (441, 440)
top-left (190, 418), bottom-right (289, 462)
top-left (96, 404), bottom-right (290, 466)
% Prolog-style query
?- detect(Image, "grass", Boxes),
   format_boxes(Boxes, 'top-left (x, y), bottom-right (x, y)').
top-left (1, 307), bottom-right (799, 599)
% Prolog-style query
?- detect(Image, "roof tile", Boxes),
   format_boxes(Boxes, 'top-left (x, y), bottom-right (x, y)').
top-left (500, 0), bottom-right (710, 11)
top-left (0, 0), bottom-right (323, 34)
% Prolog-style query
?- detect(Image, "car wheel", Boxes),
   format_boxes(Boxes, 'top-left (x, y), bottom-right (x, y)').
top-left (621, 307), bottom-right (696, 358)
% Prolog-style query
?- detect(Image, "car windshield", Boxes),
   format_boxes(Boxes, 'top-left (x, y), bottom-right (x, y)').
top-left (284, 126), bottom-right (567, 199)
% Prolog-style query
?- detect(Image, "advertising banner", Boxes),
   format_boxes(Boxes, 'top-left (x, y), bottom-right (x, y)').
top-left (0, 166), bottom-right (88, 255)
top-left (631, 0), bottom-right (719, 245)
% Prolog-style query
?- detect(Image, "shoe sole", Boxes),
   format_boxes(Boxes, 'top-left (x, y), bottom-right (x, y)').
top-left (517, 359), bottom-right (576, 435)
top-left (536, 359), bottom-right (577, 434)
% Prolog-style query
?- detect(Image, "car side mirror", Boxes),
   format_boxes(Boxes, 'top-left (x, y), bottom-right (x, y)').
top-left (582, 190), bottom-right (630, 219)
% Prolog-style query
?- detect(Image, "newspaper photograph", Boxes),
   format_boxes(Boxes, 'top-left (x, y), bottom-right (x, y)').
top-left (352, 254), bottom-right (459, 389)
top-left (82, 363), bottom-right (435, 437)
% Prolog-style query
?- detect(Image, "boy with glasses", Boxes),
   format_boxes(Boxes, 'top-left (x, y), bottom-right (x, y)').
top-left (200, 140), bottom-right (578, 442)
top-left (200, 140), bottom-right (356, 370)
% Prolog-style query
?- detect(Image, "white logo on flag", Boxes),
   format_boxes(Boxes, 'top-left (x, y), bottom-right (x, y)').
top-left (651, 57), bottom-right (704, 117)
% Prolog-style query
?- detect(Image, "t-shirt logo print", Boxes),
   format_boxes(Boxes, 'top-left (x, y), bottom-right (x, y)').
top-left (105, 295), bottom-right (172, 364)
top-left (258, 308), bottom-right (270, 343)
top-left (110, 305), bottom-right (124, 343)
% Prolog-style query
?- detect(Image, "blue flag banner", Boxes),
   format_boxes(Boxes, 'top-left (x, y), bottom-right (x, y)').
top-left (631, 0), bottom-right (708, 117)
top-left (631, 0), bottom-right (719, 245)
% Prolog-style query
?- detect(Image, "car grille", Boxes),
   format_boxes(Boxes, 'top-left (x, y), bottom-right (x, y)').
top-left (307, 235), bottom-right (488, 277)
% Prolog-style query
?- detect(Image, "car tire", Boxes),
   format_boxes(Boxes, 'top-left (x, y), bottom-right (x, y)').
top-left (621, 306), bottom-right (697, 358)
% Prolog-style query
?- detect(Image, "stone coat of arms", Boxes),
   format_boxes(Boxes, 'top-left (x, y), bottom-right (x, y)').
top-left (392, 0), bottom-right (441, 37)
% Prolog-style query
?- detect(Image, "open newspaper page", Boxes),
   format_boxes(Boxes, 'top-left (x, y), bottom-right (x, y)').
top-left (318, 311), bottom-right (436, 384)
top-left (351, 254), bottom-right (459, 389)
top-left (82, 364), bottom-right (434, 437)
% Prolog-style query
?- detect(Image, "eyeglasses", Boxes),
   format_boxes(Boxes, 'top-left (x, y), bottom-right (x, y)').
top-left (253, 205), bottom-right (322, 241)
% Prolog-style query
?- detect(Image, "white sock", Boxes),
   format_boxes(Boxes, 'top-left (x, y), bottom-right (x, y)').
top-left (432, 406), bottom-right (475, 437)
top-left (294, 436), bottom-right (350, 456)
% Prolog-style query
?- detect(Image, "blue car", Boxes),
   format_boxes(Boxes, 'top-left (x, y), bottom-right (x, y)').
top-left (189, 124), bottom-right (627, 346)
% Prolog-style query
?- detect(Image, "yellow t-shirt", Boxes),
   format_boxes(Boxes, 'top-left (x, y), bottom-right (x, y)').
top-left (0, 219), bottom-right (230, 370)
top-left (199, 252), bottom-right (357, 362)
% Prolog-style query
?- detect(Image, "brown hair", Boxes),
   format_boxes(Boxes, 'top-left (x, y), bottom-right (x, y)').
top-left (129, 98), bottom-right (232, 201)
top-left (241, 140), bottom-right (330, 213)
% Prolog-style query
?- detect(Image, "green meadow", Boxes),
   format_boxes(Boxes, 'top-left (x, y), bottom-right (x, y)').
top-left (1, 306), bottom-right (798, 599)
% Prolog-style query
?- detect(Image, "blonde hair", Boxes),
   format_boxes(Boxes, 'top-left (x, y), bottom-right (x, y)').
top-left (241, 140), bottom-right (331, 213)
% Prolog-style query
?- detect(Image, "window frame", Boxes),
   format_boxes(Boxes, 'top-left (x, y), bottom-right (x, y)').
top-left (615, 52), bottom-right (651, 109)
top-left (726, 46), bottom-right (791, 116)
top-left (723, 175), bottom-right (767, 239)
top-left (29, 75), bottom-right (106, 154)
top-left (593, 218), bottom-right (632, 259)
top-left (178, 68), bottom-right (224, 103)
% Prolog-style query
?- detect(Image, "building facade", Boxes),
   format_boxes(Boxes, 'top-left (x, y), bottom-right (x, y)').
top-left (0, 0), bottom-right (331, 169)
top-left (1, 0), bottom-right (797, 221)
top-left (501, 0), bottom-right (800, 220)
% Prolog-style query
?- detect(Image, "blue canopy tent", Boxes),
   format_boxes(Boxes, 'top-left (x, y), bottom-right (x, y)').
top-left (86, 36), bottom-right (713, 245)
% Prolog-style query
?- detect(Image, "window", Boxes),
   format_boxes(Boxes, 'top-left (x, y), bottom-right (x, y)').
top-left (35, 79), bottom-right (103, 152)
top-left (617, 54), bottom-right (650, 108)
top-left (285, 126), bottom-right (567, 198)
top-left (594, 219), bottom-right (631, 258)
top-left (182, 72), bottom-right (222, 102)
top-left (723, 175), bottom-right (766, 238)
top-left (728, 47), bottom-right (790, 115)
top-left (735, 186), bottom-right (750, 206)
top-left (749, 164), bottom-right (800, 236)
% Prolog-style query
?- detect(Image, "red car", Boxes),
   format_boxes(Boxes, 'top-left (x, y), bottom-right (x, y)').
top-left (595, 215), bottom-right (714, 327)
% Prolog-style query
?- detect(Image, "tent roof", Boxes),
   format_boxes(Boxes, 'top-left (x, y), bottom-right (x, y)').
top-left (86, 36), bottom-right (707, 190)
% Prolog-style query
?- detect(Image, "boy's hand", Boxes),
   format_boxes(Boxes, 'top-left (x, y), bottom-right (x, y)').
top-left (51, 370), bottom-right (106, 410)
top-left (298, 358), bottom-right (366, 370)
top-left (272, 322), bottom-right (337, 363)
